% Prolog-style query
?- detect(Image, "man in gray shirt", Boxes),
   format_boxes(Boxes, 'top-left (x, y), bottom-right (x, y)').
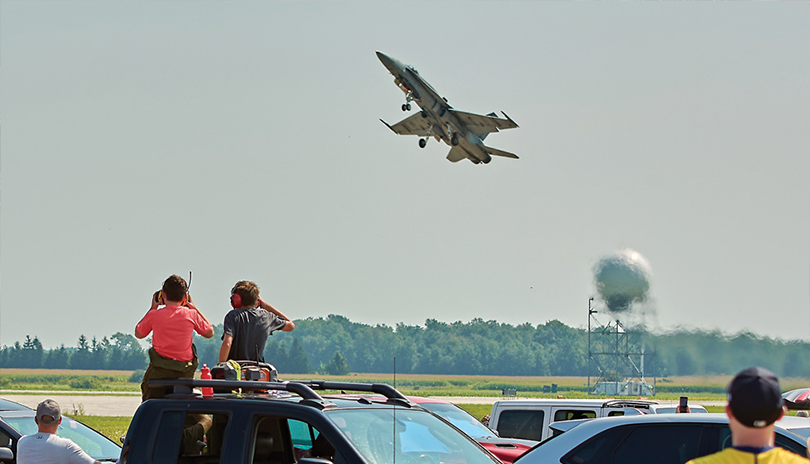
top-left (218, 281), bottom-right (295, 363)
top-left (17, 399), bottom-right (101, 464)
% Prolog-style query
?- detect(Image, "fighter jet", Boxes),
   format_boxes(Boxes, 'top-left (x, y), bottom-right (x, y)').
top-left (377, 51), bottom-right (519, 165)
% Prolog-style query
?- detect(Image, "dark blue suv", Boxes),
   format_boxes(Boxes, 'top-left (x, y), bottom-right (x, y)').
top-left (119, 379), bottom-right (501, 464)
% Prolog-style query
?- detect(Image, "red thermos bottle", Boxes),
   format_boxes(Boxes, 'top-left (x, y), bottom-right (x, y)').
top-left (200, 364), bottom-right (213, 397)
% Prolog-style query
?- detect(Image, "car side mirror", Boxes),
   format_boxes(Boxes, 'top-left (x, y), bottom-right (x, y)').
top-left (0, 447), bottom-right (13, 462)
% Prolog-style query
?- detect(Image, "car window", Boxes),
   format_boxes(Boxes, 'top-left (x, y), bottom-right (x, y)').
top-left (0, 429), bottom-right (11, 448)
top-left (613, 425), bottom-right (704, 464)
top-left (561, 425), bottom-right (632, 464)
top-left (497, 410), bottom-right (544, 441)
top-left (149, 410), bottom-right (229, 464)
top-left (286, 419), bottom-right (342, 463)
top-left (554, 410), bottom-right (597, 422)
top-left (713, 426), bottom-right (807, 457)
top-left (716, 426), bottom-right (733, 451)
top-left (419, 403), bottom-right (497, 439)
top-left (326, 407), bottom-right (498, 464)
top-left (786, 427), bottom-right (810, 440)
top-left (774, 432), bottom-right (808, 456)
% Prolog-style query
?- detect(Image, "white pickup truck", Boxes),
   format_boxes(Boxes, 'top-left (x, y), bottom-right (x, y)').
top-left (488, 398), bottom-right (707, 442)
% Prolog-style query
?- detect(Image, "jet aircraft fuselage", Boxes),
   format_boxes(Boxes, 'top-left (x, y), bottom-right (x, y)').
top-left (377, 51), bottom-right (519, 164)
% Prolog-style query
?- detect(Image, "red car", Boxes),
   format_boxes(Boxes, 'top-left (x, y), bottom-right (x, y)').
top-left (409, 397), bottom-right (537, 463)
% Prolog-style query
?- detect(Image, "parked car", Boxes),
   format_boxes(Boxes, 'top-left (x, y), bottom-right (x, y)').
top-left (514, 413), bottom-right (810, 464)
top-left (115, 378), bottom-right (502, 464)
top-left (385, 397), bottom-right (538, 463)
top-left (0, 406), bottom-right (121, 463)
top-left (488, 398), bottom-right (709, 443)
top-left (416, 398), bottom-right (538, 463)
top-left (489, 399), bottom-right (658, 442)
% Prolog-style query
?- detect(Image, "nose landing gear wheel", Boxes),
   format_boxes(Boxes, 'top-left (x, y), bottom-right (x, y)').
top-left (419, 139), bottom-right (427, 148)
top-left (451, 136), bottom-right (459, 146)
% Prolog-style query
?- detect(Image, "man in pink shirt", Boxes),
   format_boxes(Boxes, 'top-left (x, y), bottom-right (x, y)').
top-left (135, 274), bottom-right (214, 401)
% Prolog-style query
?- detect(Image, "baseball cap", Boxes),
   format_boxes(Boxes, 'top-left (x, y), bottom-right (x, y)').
top-left (36, 399), bottom-right (61, 425)
top-left (727, 367), bottom-right (783, 428)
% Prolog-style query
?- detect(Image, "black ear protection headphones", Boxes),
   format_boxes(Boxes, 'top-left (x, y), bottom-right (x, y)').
top-left (230, 288), bottom-right (242, 308)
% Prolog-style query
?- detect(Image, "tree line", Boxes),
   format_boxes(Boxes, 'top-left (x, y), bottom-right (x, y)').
top-left (1, 316), bottom-right (806, 379)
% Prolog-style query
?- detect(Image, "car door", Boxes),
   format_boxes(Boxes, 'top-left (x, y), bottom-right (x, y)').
top-left (0, 422), bottom-right (18, 464)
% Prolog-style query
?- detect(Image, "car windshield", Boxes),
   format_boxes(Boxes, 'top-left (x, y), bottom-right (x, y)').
top-left (0, 399), bottom-right (30, 411)
top-left (786, 427), bottom-right (810, 439)
top-left (2, 415), bottom-right (120, 460)
top-left (418, 403), bottom-right (497, 439)
top-left (326, 407), bottom-right (498, 464)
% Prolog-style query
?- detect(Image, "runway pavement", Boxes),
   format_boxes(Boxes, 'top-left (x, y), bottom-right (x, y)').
top-left (1, 392), bottom-right (142, 417)
top-left (1, 391), bottom-right (726, 417)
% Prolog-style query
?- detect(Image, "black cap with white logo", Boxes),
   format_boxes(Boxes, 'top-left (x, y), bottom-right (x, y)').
top-left (727, 367), bottom-right (783, 428)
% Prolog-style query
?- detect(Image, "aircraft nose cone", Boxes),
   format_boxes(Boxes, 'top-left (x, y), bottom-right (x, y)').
top-left (376, 51), bottom-right (398, 73)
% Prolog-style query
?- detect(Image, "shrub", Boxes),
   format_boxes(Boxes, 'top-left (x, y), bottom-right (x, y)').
top-left (128, 370), bottom-right (145, 383)
top-left (69, 377), bottom-right (104, 390)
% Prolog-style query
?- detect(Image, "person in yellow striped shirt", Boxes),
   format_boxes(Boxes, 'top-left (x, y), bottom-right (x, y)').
top-left (688, 367), bottom-right (808, 464)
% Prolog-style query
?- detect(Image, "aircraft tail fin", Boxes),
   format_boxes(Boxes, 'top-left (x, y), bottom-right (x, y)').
top-left (446, 147), bottom-right (467, 163)
top-left (482, 144), bottom-right (519, 159)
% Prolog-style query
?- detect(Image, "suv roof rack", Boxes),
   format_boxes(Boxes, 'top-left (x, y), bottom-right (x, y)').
top-left (148, 378), bottom-right (414, 409)
top-left (602, 399), bottom-right (658, 409)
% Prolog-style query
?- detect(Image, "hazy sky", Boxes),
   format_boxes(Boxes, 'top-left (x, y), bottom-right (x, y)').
top-left (2, 2), bottom-right (808, 349)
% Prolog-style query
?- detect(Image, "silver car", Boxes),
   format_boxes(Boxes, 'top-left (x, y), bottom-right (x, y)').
top-left (515, 413), bottom-right (809, 464)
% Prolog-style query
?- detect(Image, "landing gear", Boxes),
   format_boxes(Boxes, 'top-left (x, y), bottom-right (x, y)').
top-left (421, 110), bottom-right (428, 118)
top-left (419, 138), bottom-right (427, 149)
top-left (401, 103), bottom-right (411, 112)
top-left (451, 135), bottom-right (459, 146)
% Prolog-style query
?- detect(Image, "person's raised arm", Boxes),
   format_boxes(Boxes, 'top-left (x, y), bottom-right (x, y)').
top-left (135, 292), bottom-right (160, 338)
top-left (258, 297), bottom-right (295, 331)
top-left (187, 294), bottom-right (215, 338)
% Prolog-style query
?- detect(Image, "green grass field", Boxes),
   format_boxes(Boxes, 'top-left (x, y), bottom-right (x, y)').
top-left (73, 415), bottom-right (130, 443)
top-left (2, 369), bottom-right (805, 401)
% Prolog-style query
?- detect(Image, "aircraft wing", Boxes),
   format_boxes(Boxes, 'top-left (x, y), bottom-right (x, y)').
top-left (482, 144), bottom-right (519, 159)
top-left (449, 110), bottom-right (518, 135)
top-left (380, 113), bottom-right (433, 136)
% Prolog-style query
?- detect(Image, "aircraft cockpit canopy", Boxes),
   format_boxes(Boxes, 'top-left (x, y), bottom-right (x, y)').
top-left (408, 65), bottom-right (419, 74)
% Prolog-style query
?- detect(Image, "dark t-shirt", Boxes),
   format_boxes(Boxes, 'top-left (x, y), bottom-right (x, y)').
top-left (221, 308), bottom-right (286, 362)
